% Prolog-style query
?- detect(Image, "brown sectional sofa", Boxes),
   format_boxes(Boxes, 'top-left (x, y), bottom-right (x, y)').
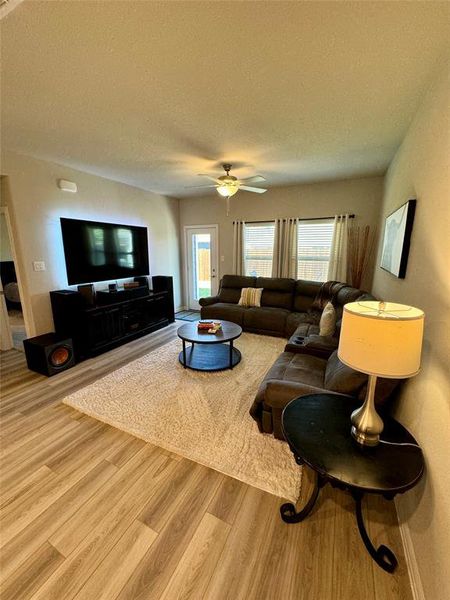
top-left (200, 275), bottom-right (399, 441)
top-left (200, 274), bottom-right (374, 342)
top-left (249, 350), bottom-right (398, 439)
top-left (200, 275), bottom-right (297, 337)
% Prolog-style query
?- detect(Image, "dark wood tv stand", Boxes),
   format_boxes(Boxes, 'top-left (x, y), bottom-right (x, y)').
top-left (50, 276), bottom-right (175, 361)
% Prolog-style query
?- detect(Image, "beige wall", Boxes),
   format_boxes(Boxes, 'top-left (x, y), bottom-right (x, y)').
top-left (372, 64), bottom-right (449, 600)
top-left (179, 175), bottom-right (384, 302)
top-left (1, 152), bottom-right (182, 336)
top-left (0, 213), bottom-right (13, 261)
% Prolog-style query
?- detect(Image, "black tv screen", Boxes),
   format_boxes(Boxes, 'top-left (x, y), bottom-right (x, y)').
top-left (60, 217), bottom-right (149, 285)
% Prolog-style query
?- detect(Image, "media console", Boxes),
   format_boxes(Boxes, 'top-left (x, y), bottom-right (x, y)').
top-left (50, 276), bottom-right (175, 361)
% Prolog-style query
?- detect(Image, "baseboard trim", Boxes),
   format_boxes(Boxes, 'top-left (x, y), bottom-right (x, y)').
top-left (396, 499), bottom-right (425, 600)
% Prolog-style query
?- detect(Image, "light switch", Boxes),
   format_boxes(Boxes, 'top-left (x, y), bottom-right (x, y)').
top-left (220, 255), bottom-right (225, 262)
top-left (33, 261), bottom-right (46, 272)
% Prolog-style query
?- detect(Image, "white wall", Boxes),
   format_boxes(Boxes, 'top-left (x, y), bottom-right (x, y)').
top-left (372, 64), bottom-right (449, 600)
top-left (1, 152), bottom-right (182, 335)
top-left (179, 175), bottom-right (384, 301)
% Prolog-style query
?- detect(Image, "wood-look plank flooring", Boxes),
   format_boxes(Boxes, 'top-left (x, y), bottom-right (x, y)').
top-left (0, 322), bottom-right (413, 600)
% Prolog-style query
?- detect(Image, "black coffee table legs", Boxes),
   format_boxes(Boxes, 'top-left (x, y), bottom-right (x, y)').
top-left (179, 341), bottom-right (241, 371)
top-left (280, 472), bottom-right (325, 523)
top-left (353, 491), bottom-right (398, 573)
top-left (280, 473), bottom-right (398, 573)
top-left (182, 339), bottom-right (187, 367)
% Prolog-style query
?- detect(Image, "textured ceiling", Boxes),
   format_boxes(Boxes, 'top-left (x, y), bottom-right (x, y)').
top-left (2, 1), bottom-right (449, 197)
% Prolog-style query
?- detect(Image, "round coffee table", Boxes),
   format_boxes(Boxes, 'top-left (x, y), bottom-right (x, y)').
top-left (177, 320), bottom-right (242, 371)
top-left (280, 393), bottom-right (424, 573)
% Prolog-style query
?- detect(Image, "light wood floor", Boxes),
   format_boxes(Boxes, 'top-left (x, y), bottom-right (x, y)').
top-left (0, 322), bottom-right (413, 600)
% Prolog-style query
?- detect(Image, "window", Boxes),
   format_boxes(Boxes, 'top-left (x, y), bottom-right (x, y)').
top-left (297, 219), bottom-right (335, 282)
top-left (244, 222), bottom-right (275, 277)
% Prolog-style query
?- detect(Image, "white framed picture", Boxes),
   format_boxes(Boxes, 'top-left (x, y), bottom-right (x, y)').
top-left (380, 199), bottom-right (416, 278)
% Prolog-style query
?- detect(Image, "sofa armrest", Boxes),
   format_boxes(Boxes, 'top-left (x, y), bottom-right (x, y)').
top-left (303, 334), bottom-right (338, 354)
top-left (285, 334), bottom-right (338, 358)
top-left (250, 379), bottom-right (348, 440)
top-left (198, 295), bottom-right (220, 307)
top-left (263, 380), bottom-right (344, 410)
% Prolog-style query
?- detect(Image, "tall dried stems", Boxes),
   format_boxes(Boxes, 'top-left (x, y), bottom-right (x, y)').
top-left (347, 225), bottom-right (377, 288)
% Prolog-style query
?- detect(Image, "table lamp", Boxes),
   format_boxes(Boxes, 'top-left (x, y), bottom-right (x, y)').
top-left (338, 301), bottom-right (424, 446)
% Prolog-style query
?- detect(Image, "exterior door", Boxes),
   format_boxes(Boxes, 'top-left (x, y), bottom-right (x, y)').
top-left (185, 226), bottom-right (219, 310)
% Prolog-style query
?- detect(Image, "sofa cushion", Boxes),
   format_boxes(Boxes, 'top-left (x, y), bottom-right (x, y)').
top-left (285, 312), bottom-right (320, 337)
top-left (256, 277), bottom-right (296, 310)
top-left (243, 306), bottom-right (289, 335)
top-left (200, 302), bottom-right (246, 326)
top-left (262, 351), bottom-right (326, 389)
top-left (324, 350), bottom-right (368, 394)
top-left (238, 287), bottom-right (263, 307)
top-left (334, 288), bottom-right (376, 333)
top-left (358, 377), bottom-right (401, 405)
top-left (324, 351), bottom-right (400, 405)
top-left (293, 280), bottom-right (322, 313)
top-left (218, 275), bottom-right (256, 304)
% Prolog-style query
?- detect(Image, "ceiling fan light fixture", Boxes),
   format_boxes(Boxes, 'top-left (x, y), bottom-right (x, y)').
top-left (217, 183), bottom-right (239, 198)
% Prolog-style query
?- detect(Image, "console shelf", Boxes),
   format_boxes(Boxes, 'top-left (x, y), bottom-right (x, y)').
top-left (50, 276), bottom-right (174, 360)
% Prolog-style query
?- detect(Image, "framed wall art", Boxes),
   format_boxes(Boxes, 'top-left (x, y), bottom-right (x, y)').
top-left (380, 199), bottom-right (416, 278)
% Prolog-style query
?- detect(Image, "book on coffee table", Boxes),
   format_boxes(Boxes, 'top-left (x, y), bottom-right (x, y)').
top-left (197, 321), bottom-right (222, 334)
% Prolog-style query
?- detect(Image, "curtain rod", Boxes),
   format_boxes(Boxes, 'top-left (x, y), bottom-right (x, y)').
top-left (232, 215), bottom-right (355, 225)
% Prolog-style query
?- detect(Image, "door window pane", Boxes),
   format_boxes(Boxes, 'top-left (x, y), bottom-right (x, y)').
top-left (192, 233), bottom-right (211, 299)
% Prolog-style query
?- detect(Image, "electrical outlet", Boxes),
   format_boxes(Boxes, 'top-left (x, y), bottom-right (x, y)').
top-left (33, 261), bottom-right (46, 272)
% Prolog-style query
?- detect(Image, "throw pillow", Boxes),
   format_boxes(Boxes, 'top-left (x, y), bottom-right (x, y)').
top-left (319, 301), bottom-right (336, 336)
top-left (238, 287), bottom-right (263, 307)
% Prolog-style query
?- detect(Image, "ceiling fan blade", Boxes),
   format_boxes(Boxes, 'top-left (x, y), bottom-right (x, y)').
top-left (240, 185), bottom-right (267, 194)
top-left (239, 175), bottom-right (266, 184)
top-left (185, 184), bottom-right (218, 189)
top-left (197, 174), bottom-right (221, 183)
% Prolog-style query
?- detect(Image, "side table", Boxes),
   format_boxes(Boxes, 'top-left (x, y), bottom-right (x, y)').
top-left (280, 393), bottom-right (424, 573)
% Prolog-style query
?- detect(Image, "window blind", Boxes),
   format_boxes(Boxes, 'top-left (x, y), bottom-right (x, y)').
top-left (244, 222), bottom-right (275, 277)
top-left (297, 219), bottom-right (335, 282)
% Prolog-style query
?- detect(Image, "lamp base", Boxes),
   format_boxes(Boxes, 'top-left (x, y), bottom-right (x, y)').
top-left (351, 425), bottom-right (380, 447)
top-left (350, 374), bottom-right (384, 447)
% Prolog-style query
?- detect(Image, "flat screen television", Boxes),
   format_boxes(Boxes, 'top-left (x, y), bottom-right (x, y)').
top-left (60, 217), bottom-right (149, 285)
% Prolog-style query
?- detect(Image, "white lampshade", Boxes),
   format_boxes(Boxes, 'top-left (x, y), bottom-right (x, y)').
top-left (338, 301), bottom-right (424, 378)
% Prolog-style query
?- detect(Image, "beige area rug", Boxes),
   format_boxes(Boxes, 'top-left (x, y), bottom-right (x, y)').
top-left (63, 333), bottom-right (301, 501)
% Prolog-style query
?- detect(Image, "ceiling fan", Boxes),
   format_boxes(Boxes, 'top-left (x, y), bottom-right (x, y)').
top-left (188, 163), bottom-right (267, 214)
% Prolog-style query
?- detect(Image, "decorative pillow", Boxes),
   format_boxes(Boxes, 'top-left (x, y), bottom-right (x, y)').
top-left (319, 301), bottom-right (336, 336)
top-left (238, 287), bottom-right (263, 307)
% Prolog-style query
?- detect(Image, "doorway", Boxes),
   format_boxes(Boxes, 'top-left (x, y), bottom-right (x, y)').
top-left (184, 225), bottom-right (219, 311)
top-left (0, 207), bottom-right (28, 351)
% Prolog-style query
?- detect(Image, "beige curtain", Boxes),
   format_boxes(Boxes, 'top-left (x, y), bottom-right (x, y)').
top-left (328, 214), bottom-right (350, 282)
top-left (232, 220), bottom-right (245, 275)
top-left (272, 218), bottom-right (298, 278)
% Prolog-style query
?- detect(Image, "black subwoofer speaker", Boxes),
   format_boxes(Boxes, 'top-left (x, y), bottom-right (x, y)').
top-left (24, 333), bottom-right (75, 377)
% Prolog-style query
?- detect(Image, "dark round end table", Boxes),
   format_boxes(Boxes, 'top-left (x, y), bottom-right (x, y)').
top-left (177, 320), bottom-right (242, 371)
top-left (280, 393), bottom-right (424, 573)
